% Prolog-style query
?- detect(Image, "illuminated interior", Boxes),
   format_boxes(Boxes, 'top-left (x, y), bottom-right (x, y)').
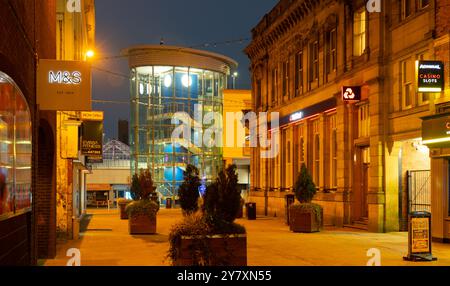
top-left (130, 66), bottom-right (225, 198)
top-left (0, 72), bottom-right (32, 218)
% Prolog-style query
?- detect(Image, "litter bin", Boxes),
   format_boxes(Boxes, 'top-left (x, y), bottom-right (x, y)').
top-left (246, 202), bottom-right (256, 220)
top-left (285, 194), bottom-right (295, 225)
top-left (404, 211), bottom-right (437, 262)
top-left (166, 198), bottom-right (172, 209)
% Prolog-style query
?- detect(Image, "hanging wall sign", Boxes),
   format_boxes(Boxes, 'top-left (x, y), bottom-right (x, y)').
top-left (417, 60), bottom-right (445, 93)
top-left (81, 112), bottom-right (103, 156)
top-left (342, 86), bottom-right (361, 102)
top-left (37, 59), bottom-right (92, 111)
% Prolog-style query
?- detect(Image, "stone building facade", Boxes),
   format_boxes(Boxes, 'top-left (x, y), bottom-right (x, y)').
top-left (246, 0), bottom-right (450, 235)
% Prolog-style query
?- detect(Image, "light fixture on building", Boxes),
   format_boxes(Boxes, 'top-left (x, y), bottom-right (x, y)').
top-left (139, 83), bottom-right (145, 95)
top-left (86, 50), bottom-right (95, 59)
top-left (182, 74), bottom-right (192, 87)
top-left (164, 74), bottom-right (172, 88)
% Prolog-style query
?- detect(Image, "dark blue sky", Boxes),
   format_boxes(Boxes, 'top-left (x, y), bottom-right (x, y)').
top-left (92, 0), bottom-right (278, 140)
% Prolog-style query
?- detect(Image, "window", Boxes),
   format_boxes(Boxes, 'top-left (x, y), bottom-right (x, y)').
top-left (326, 29), bottom-right (337, 74)
top-left (417, 53), bottom-right (429, 105)
top-left (353, 10), bottom-right (366, 57)
top-left (419, 0), bottom-right (430, 9)
top-left (283, 60), bottom-right (290, 98)
top-left (256, 79), bottom-right (262, 109)
top-left (309, 40), bottom-right (319, 82)
top-left (313, 120), bottom-right (320, 185)
top-left (271, 68), bottom-right (278, 105)
top-left (0, 72), bottom-right (32, 219)
top-left (295, 51), bottom-right (304, 96)
top-left (401, 0), bottom-right (412, 20)
top-left (358, 104), bottom-right (370, 138)
top-left (401, 60), bottom-right (413, 109)
top-left (329, 115), bottom-right (337, 188)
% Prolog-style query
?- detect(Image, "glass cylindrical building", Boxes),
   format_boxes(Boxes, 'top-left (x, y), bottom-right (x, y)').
top-left (124, 45), bottom-right (237, 198)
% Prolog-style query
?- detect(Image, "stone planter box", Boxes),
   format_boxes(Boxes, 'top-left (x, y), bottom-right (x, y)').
top-left (289, 207), bottom-right (323, 233)
top-left (128, 214), bottom-right (157, 235)
top-left (173, 234), bottom-right (247, 266)
top-left (118, 201), bottom-right (131, 220)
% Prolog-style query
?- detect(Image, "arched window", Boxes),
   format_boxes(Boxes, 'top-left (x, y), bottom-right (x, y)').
top-left (0, 72), bottom-right (32, 218)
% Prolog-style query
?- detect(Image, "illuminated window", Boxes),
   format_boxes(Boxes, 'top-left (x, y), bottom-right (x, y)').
top-left (416, 53), bottom-right (430, 105)
top-left (401, 59), bottom-right (413, 109)
top-left (329, 115), bottom-right (337, 188)
top-left (358, 104), bottom-right (370, 138)
top-left (313, 120), bottom-right (320, 185)
top-left (0, 72), bottom-right (32, 218)
top-left (353, 10), bottom-right (366, 57)
top-left (295, 51), bottom-right (304, 96)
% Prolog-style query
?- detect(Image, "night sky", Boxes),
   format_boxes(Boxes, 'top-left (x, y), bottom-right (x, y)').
top-left (92, 0), bottom-right (278, 141)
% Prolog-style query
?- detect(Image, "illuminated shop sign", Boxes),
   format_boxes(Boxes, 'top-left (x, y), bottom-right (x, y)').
top-left (289, 112), bottom-right (304, 122)
top-left (280, 98), bottom-right (337, 127)
top-left (37, 59), bottom-right (91, 111)
top-left (417, 60), bottom-right (445, 93)
top-left (342, 86), bottom-right (361, 102)
top-left (81, 113), bottom-right (104, 157)
top-left (421, 113), bottom-right (450, 147)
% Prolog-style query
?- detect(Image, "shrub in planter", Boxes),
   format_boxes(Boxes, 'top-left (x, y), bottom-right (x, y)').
top-left (127, 169), bottom-right (160, 234)
top-left (117, 198), bottom-right (133, 220)
top-left (168, 164), bottom-right (247, 266)
top-left (289, 164), bottom-right (323, 233)
top-left (126, 200), bottom-right (159, 234)
top-left (178, 164), bottom-right (201, 215)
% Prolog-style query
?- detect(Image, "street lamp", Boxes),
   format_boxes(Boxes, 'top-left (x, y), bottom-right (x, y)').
top-left (232, 71), bottom-right (238, 89)
top-left (86, 49), bottom-right (95, 60)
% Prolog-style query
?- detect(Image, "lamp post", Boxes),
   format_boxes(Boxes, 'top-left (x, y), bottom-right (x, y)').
top-left (232, 71), bottom-right (238, 89)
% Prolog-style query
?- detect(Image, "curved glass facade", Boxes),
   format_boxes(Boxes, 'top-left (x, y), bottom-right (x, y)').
top-left (130, 66), bottom-right (226, 197)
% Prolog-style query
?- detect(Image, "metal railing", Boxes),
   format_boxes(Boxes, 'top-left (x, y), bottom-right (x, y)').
top-left (408, 170), bottom-right (431, 213)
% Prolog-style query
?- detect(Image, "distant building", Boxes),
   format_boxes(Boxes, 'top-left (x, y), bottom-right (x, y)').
top-left (118, 119), bottom-right (129, 146)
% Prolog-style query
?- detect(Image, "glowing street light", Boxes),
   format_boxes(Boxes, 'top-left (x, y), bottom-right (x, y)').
top-left (86, 49), bottom-right (95, 59)
top-left (232, 71), bottom-right (238, 89)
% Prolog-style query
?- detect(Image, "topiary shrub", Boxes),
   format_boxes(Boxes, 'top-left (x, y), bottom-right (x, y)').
top-left (203, 164), bottom-right (241, 224)
top-left (294, 164), bottom-right (317, 203)
top-left (130, 173), bottom-right (141, 201)
top-left (178, 164), bottom-right (201, 215)
top-left (128, 169), bottom-right (159, 218)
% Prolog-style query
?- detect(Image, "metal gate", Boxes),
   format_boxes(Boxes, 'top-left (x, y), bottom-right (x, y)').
top-left (407, 170), bottom-right (431, 213)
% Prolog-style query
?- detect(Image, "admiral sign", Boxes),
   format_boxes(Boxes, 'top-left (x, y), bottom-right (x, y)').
top-left (417, 61), bottom-right (445, 93)
top-left (37, 59), bottom-right (92, 111)
top-left (341, 86), bottom-right (361, 102)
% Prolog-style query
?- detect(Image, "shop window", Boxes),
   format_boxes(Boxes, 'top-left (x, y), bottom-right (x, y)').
top-left (401, 59), bottom-right (413, 109)
top-left (353, 10), bottom-right (366, 57)
top-left (295, 51), bottom-right (304, 97)
top-left (329, 115), bottom-right (337, 188)
top-left (313, 120), bottom-right (320, 185)
top-left (0, 72), bottom-right (32, 219)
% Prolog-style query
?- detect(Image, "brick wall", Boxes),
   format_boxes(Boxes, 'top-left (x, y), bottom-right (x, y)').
top-left (0, 0), bottom-right (55, 265)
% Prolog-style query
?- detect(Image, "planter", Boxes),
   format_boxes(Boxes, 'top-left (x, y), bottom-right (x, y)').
top-left (118, 201), bottom-right (131, 220)
top-left (173, 234), bottom-right (247, 266)
top-left (128, 214), bottom-right (157, 235)
top-left (289, 207), bottom-right (323, 233)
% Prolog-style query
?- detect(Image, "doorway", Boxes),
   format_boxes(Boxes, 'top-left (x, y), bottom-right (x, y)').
top-left (353, 146), bottom-right (370, 225)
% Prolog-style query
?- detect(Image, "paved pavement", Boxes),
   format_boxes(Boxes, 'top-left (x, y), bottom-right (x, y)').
top-left (42, 208), bottom-right (450, 266)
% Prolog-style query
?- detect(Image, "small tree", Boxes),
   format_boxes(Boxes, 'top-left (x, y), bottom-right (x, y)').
top-left (178, 164), bottom-right (201, 214)
top-left (130, 173), bottom-right (142, 201)
top-left (294, 164), bottom-right (317, 203)
top-left (138, 169), bottom-right (156, 200)
top-left (203, 164), bottom-right (241, 224)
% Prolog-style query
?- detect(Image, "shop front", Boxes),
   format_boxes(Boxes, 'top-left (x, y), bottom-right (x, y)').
top-left (422, 113), bottom-right (450, 243)
top-left (0, 71), bottom-right (33, 265)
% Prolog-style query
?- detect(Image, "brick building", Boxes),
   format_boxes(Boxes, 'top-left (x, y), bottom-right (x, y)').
top-left (245, 0), bottom-right (450, 237)
top-left (0, 0), bottom-right (56, 265)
